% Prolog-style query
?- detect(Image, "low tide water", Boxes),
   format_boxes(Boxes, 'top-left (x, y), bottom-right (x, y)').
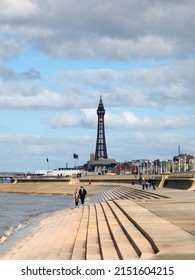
top-left (0, 193), bottom-right (73, 245)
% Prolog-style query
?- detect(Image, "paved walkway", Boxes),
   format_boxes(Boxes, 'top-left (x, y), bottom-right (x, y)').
top-left (0, 185), bottom-right (195, 260)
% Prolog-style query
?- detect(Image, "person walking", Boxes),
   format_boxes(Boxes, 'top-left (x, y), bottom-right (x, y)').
top-left (152, 177), bottom-right (156, 190)
top-left (141, 177), bottom-right (146, 190)
top-left (79, 186), bottom-right (87, 205)
top-left (145, 179), bottom-right (149, 190)
top-left (74, 188), bottom-right (79, 208)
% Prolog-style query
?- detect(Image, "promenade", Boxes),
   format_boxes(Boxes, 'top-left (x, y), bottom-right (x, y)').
top-left (0, 182), bottom-right (195, 260)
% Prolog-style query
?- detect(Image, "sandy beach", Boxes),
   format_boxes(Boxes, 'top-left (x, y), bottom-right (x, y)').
top-left (0, 181), bottom-right (115, 195)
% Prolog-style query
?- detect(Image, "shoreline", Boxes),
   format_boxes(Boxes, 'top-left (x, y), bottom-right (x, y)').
top-left (0, 189), bottom-right (78, 257)
top-left (0, 206), bottom-right (75, 259)
top-left (0, 213), bottom-right (49, 257)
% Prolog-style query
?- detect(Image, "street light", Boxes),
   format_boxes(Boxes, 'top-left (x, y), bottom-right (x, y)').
top-left (73, 153), bottom-right (78, 168)
top-left (46, 158), bottom-right (49, 170)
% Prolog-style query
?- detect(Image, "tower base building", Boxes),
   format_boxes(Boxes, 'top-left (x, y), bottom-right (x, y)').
top-left (88, 153), bottom-right (116, 174)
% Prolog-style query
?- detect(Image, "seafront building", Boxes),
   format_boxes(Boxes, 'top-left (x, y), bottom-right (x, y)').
top-left (114, 154), bottom-right (195, 175)
top-left (32, 153), bottom-right (195, 177)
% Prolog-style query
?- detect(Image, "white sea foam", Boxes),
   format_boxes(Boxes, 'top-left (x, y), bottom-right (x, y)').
top-left (0, 218), bottom-right (35, 244)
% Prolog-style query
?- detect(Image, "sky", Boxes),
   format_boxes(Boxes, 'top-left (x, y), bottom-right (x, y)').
top-left (1, 0), bottom-right (195, 172)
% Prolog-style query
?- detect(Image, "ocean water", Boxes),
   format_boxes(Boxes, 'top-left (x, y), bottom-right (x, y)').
top-left (0, 193), bottom-right (73, 244)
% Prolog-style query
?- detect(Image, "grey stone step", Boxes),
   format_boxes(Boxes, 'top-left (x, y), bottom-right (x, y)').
top-left (100, 202), bottom-right (139, 260)
top-left (71, 206), bottom-right (89, 260)
top-left (95, 203), bottom-right (120, 260)
top-left (86, 204), bottom-right (101, 260)
top-left (107, 201), bottom-right (155, 259)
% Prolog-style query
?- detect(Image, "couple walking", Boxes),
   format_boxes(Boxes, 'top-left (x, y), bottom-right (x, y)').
top-left (74, 186), bottom-right (87, 207)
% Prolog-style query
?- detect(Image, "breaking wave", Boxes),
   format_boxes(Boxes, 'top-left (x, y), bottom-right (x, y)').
top-left (0, 216), bottom-right (38, 244)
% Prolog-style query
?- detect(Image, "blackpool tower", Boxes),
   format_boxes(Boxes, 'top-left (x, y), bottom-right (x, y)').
top-left (94, 96), bottom-right (108, 160)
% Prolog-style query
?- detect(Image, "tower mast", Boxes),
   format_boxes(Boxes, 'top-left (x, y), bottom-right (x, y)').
top-left (95, 96), bottom-right (108, 160)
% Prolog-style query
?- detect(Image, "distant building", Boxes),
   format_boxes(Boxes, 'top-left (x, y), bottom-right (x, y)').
top-left (34, 168), bottom-right (83, 177)
top-left (114, 162), bottom-right (134, 175)
top-left (94, 95), bottom-right (108, 160)
top-left (88, 96), bottom-right (116, 172)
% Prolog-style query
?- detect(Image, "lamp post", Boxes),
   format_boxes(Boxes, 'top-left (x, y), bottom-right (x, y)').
top-left (46, 158), bottom-right (49, 170)
top-left (73, 153), bottom-right (78, 168)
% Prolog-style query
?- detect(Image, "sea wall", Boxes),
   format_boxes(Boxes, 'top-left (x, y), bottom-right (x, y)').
top-left (9, 172), bottom-right (195, 190)
top-left (162, 173), bottom-right (195, 190)
top-left (80, 174), bottom-right (162, 184)
top-left (14, 177), bottom-right (70, 183)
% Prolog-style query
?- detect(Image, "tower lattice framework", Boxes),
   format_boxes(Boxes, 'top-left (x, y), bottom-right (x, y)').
top-left (95, 96), bottom-right (108, 160)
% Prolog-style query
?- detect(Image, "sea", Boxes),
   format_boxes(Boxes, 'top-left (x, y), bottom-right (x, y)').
top-left (0, 192), bottom-right (73, 246)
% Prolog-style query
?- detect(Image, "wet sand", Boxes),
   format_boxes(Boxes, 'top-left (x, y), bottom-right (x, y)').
top-left (0, 181), bottom-right (116, 195)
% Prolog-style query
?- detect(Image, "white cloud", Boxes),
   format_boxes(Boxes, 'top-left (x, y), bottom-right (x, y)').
top-left (47, 110), bottom-right (193, 131)
top-left (43, 35), bottom-right (175, 60)
top-left (1, 128), bottom-right (194, 172)
top-left (0, 58), bottom-right (195, 110)
top-left (48, 113), bottom-right (82, 128)
top-left (47, 109), bottom-right (97, 129)
top-left (0, 133), bottom-right (95, 171)
top-left (0, 0), bottom-right (195, 59)
top-left (107, 112), bottom-right (194, 130)
top-left (0, 0), bottom-right (38, 19)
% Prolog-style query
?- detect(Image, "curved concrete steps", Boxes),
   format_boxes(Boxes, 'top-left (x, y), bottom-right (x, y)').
top-left (86, 204), bottom-right (101, 260)
top-left (1, 200), bottom-right (160, 260)
top-left (2, 186), bottom-right (194, 260)
top-left (106, 201), bottom-right (157, 259)
top-left (62, 201), bottom-right (159, 260)
top-left (71, 205), bottom-right (89, 260)
top-left (89, 186), bottom-right (169, 203)
top-left (100, 202), bottom-right (140, 259)
top-left (114, 199), bottom-right (195, 259)
top-left (95, 203), bottom-right (119, 260)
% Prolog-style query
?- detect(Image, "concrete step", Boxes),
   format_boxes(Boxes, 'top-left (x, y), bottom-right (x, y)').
top-left (92, 192), bottom-right (106, 203)
top-left (130, 188), bottom-right (169, 199)
top-left (108, 187), bottom-right (141, 200)
top-left (58, 208), bottom-right (83, 260)
top-left (71, 206), bottom-right (89, 260)
top-left (90, 186), bottom-right (170, 203)
top-left (33, 209), bottom-right (80, 260)
top-left (95, 203), bottom-right (119, 260)
top-left (103, 188), bottom-right (121, 200)
top-left (114, 200), bottom-right (172, 257)
top-left (107, 201), bottom-right (155, 259)
top-left (86, 204), bottom-right (101, 260)
top-left (100, 202), bottom-right (139, 259)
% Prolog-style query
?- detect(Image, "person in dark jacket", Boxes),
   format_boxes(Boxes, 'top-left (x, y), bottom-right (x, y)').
top-left (152, 177), bottom-right (156, 190)
top-left (79, 186), bottom-right (87, 205)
